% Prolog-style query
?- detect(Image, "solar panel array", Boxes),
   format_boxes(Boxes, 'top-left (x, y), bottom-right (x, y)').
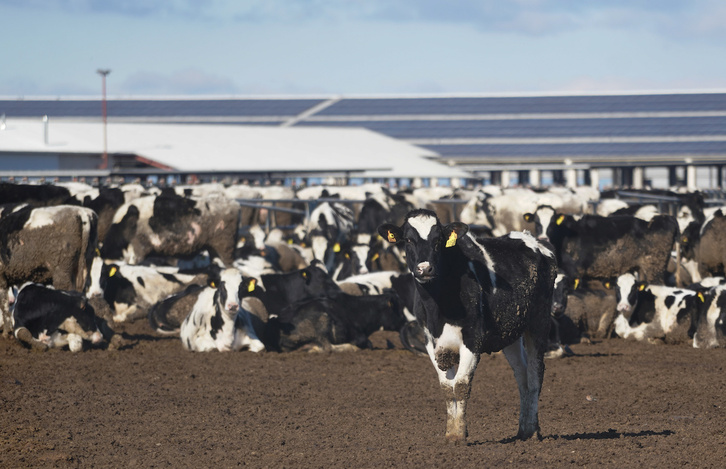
top-left (2, 93), bottom-right (725, 169)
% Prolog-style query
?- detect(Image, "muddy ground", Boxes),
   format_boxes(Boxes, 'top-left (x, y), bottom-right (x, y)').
top-left (2, 320), bottom-right (726, 468)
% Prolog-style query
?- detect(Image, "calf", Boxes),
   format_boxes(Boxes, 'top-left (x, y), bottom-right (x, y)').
top-left (12, 283), bottom-right (104, 352)
top-left (612, 272), bottom-right (705, 344)
top-left (379, 209), bottom-right (557, 443)
top-left (87, 260), bottom-right (204, 323)
top-left (180, 268), bottom-right (265, 352)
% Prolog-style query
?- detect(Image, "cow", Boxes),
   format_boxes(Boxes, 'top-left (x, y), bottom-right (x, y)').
top-left (264, 289), bottom-right (406, 352)
top-left (100, 192), bottom-right (240, 266)
top-left (0, 182), bottom-right (72, 207)
top-left (546, 272), bottom-right (579, 359)
top-left (612, 272), bottom-right (705, 345)
top-left (303, 200), bottom-right (356, 271)
top-left (87, 259), bottom-right (207, 323)
top-left (524, 206), bottom-right (677, 284)
top-left (562, 279), bottom-right (618, 340)
top-left (690, 284), bottom-right (726, 349)
top-left (180, 268), bottom-right (265, 352)
top-left (0, 205), bottom-right (98, 336)
top-left (378, 209), bottom-right (557, 443)
top-left (148, 284), bottom-right (206, 335)
top-left (679, 209), bottom-right (726, 283)
top-left (12, 283), bottom-right (105, 352)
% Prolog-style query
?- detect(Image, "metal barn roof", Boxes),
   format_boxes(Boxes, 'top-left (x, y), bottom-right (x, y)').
top-left (0, 119), bottom-right (468, 179)
top-left (2, 91), bottom-right (725, 171)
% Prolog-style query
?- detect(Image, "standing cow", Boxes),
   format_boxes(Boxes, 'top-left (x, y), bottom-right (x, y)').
top-left (101, 193), bottom-right (240, 266)
top-left (378, 209), bottom-right (557, 443)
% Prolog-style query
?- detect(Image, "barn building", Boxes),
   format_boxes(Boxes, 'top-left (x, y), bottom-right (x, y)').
top-left (1, 90), bottom-right (725, 189)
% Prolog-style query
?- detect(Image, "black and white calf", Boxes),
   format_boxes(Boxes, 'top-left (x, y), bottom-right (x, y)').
top-left (379, 209), bottom-right (557, 443)
top-left (12, 283), bottom-right (104, 352)
top-left (180, 268), bottom-right (265, 352)
top-left (87, 259), bottom-right (203, 323)
top-left (612, 272), bottom-right (705, 344)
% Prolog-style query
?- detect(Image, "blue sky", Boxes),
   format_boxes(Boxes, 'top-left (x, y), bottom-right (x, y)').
top-left (2, 0), bottom-right (726, 97)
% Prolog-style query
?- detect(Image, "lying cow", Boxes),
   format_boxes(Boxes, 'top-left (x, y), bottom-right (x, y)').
top-left (268, 290), bottom-right (406, 352)
top-left (0, 205), bottom-right (98, 336)
top-left (612, 272), bottom-right (705, 345)
top-left (87, 259), bottom-right (206, 323)
top-left (180, 268), bottom-right (265, 353)
top-left (379, 209), bottom-right (557, 443)
top-left (12, 283), bottom-right (106, 352)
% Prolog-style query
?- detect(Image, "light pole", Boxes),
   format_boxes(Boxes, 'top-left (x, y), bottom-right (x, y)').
top-left (97, 69), bottom-right (111, 170)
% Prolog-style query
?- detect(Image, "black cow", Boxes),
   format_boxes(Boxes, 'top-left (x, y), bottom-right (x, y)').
top-left (525, 206), bottom-right (677, 284)
top-left (379, 209), bottom-right (557, 443)
top-left (12, 283), bottom-right (106, 352)
top-left (265, 290), bottom-right (406, 352)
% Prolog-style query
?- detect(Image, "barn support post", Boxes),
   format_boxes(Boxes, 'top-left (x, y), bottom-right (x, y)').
top-left (686, 162), bottom-right (697, 191)
top-left (633, 167), bottom-right (644, 189)
top-left (500, 170), bottom-right (511, 188)
top-left (529, 169), bottom-right (540, 187)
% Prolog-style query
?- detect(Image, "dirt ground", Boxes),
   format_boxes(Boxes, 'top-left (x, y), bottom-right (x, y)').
top-left (2, 320), bottom-right (726, 468)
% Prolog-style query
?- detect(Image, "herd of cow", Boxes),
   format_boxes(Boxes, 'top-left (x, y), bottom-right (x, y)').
top-left (2, 179), bottom-right (726, 441)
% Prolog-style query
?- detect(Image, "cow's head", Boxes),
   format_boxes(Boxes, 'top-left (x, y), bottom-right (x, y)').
top-left (552, 272), bottom-right (575, 317)
top-left (614, 272), bottom-right (646, 315)
top-left (523, 205), bottom-right (562, 241)
top-left (213, 268), bottom-right (244, 315)
top-left (378, 209), bottom-right (468, 284)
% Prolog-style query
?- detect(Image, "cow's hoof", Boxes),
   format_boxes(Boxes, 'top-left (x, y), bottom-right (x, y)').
top-left (444, 433), bottom-right (467, 445)
top-left (108, 334), bottom-right (125, 351)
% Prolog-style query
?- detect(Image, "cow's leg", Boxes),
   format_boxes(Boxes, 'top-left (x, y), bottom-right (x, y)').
top-left (517, 330), bottom-right (547, 440)
top-left (426, 340), bottom-right (479, 444)
top-left (14, 327), bottom-right (50, 351)
top-left (0, 285), bottom-right (10, 338)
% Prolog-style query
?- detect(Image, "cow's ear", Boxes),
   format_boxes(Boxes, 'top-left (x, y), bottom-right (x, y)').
top-left (444, 222), bottom-right (469, 248)
top-left (523, 213), bottom-right (534, 223)
top-left (378, 224), bottom-right (402, 244)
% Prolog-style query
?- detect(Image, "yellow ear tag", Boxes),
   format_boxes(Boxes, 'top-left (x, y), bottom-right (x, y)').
top-left (109, 266), bottom-right (117, 277)
top-left (556, 215), bottom-right (565, 226)
top-left (345, 253), bottom-right (350, 259)
top-left (333, 243), bottom-right (341, 253)
top-left (288, 239), bottom-right (293, 244)
top-left (446, 231), bottom-right (458, 248)
top-left (574, 278), bottom-right (580, 290)
top-left (372, 253), bottom-right (379, 262)
top-left (248, 279), bottom-right (256, 293)
top-left (210, 281), bottom-right (216, 288)
top-left (302, 271), bottom-right (308, 279)
top-left (638, 284), bottom-right (645, 291)
top-left (682, 236), bottom-right (688, 244)
top-left (95, 248), bottom-right (101, 256)
top-left (604, 282), bottom-right (610, 289)
top-left (387, 230), bottom-right (396, 243)
top-left (698, 292), bottom-right (705, 303)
